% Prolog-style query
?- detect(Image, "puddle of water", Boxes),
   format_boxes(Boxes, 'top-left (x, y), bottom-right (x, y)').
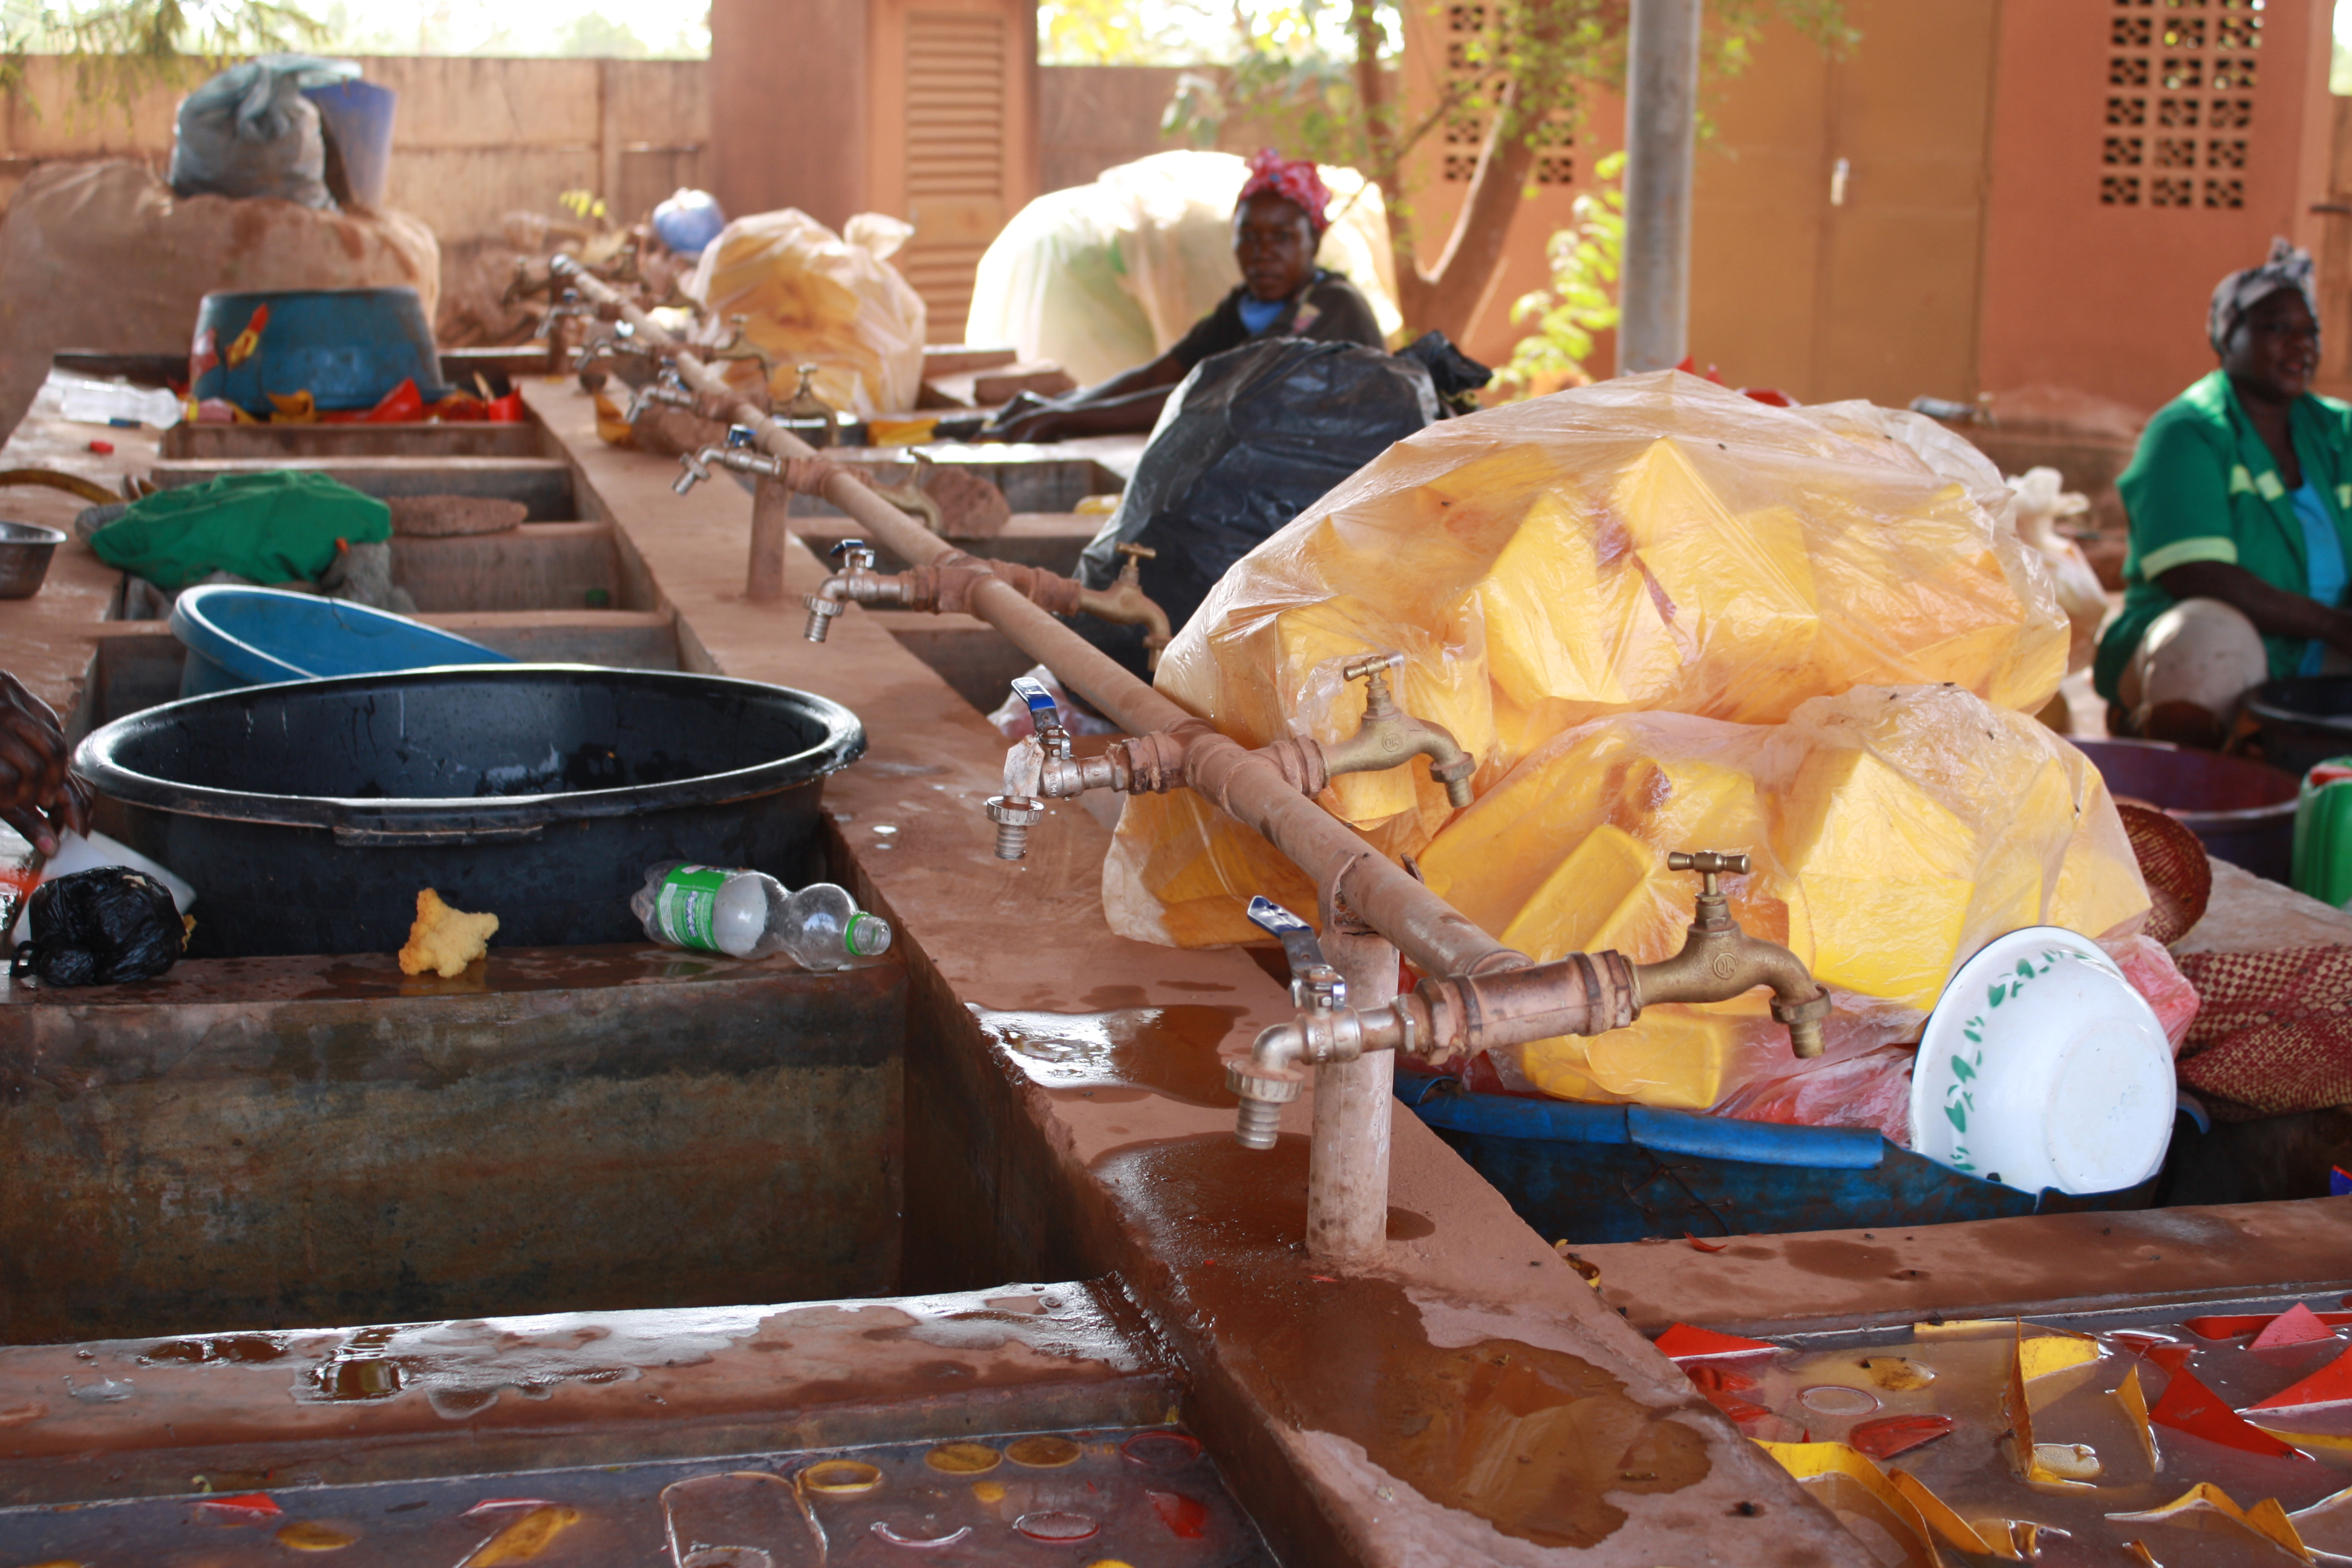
top-left (972, 1005), bottom-right (1243, 1108)
top-left (0, 1426), bottom-right (1273, 1567)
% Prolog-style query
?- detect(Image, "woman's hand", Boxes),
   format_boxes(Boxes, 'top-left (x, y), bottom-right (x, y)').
top-left (0, 671), bottom-right (90, 854)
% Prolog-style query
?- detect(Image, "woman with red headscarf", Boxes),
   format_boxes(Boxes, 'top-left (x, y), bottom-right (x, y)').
top-left (988, 150), bottom-right (1385, 443)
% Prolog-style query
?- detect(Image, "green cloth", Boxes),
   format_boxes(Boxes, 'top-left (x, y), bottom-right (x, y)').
top-left (2095, 370), bottom-right (2352, 702)
top-left (88, 471), bottom-right (391, 593)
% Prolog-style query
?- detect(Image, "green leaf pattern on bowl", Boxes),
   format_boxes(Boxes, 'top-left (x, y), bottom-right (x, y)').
top-left (1935, 948), bottom-right (2071, 1175)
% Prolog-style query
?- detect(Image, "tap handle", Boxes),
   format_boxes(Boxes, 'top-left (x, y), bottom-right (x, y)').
top-left (829, 537), bottom-right (875, 572)
top-left (1246, 895), bottom-right (1347, 1009)
top-left (1342, 651), bottom-right (1403, 684)
top-left (725, 424), bottom-right (757, 449)
top-left (1115, 541), bottom-right (1156, 562)
top-left (1667, 849), bottom-right (1749, 899)
top-left (1010, 675), bottom-right (1060, 730)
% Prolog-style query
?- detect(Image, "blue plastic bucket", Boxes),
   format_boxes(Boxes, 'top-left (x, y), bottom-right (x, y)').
top-left (191, 287), bottom-right (446, 414)
top-left (169, 584), bottom-right (510, 697)
top-left (1396, 1067), bottom-right (2159, 1243)
top-left (302, 79), bottom-right (397, 209)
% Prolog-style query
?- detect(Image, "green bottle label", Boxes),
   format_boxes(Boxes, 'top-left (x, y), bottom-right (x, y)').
top-left (653, 864), bottom-right (730, 952)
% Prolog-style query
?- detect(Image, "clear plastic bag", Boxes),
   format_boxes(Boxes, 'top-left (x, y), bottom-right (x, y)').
top-left (683, 208), bottom-right (926, 417)
top-left (965, 150), bottom-right (1402, 385)
top-left (1103, 371), bottom-right (2073, 950)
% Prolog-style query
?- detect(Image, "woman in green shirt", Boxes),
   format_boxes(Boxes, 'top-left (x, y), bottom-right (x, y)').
top-left (2096, 239), bottom-right (2352, 748)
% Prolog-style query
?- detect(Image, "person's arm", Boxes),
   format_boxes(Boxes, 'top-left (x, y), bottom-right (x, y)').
top-left (990, 351), bottom-right (1187, 443)
top-left (0, 671), bottom-right (90, 855)
top-left (2156, 560), bottom-right (2352, 659)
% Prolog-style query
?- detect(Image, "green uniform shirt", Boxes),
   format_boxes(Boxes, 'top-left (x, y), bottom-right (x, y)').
top-left (2095, 370), bottom-right (2352, 702)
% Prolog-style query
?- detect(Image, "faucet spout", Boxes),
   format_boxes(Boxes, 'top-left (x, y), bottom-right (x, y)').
top-left (1318, 653), bottom-right (1477, 809)
top-left (1629, 851), bottom-right (1832, 1057)
top-left (1073, 543), bottom-right (1171, 669)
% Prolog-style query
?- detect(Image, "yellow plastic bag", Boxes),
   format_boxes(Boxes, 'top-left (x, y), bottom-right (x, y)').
top-left (1102, 372), bottom-right (2071, 950)
top-left (1411, 685), bottom-right (2148, 1108)
top-left (684, 209), bottom-right (926, 417)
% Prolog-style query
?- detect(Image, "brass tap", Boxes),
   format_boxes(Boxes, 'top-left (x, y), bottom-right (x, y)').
top-left (1318, 653), bottom-right (1477, 809)
top-left (704, 314), bottom-right (777, 382)
top-left (1631, 851), bottom-right (1831, 1057)
top-left (1074, 543), bottom-right (1172, 670)
top-left (783, 362), bottom-right (837, 450)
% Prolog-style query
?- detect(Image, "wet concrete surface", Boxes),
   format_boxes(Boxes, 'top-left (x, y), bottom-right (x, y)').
top-left (0, 1284), bottom-right (1174, 1509)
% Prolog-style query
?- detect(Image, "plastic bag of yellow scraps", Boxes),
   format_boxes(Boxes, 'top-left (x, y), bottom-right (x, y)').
top-left (684, 208), bottom-right (926, 417)
top-left (1100, 370), bottom-right (2070, 949)
top-left (1413, 685), bottom-right (2148, 1110)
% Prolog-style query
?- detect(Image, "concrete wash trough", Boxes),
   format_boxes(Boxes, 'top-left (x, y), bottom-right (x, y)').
top-left (2, 387), bottom-right (2347, 1566)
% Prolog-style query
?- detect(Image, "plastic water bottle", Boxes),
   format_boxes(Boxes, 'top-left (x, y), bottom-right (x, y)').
top-left (56, 376), bottom-right (184, 429)
top-left (630, 863), bottom-right (892, 967)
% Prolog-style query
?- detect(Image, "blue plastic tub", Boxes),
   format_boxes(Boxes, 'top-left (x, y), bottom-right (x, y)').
top-left (302, 78), bottom-right (396, 209)
top-left (1397, 1067), bottom-right (2159, 1243)
top-left (191, 287), bottom-right (446, 414)
top-left (169, 584), bottom-right (510, 697)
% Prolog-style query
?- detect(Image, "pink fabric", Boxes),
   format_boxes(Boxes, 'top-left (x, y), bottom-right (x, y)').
top-left (1238, 148), bottom-right (1332, 234)
top-left (2104, 933), bottom-right (2201, 1054)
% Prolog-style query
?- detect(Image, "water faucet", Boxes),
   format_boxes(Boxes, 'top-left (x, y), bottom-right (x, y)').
top-left (984, 678), bottom-right (1064, 860)
top-left (1071, 544), bottom-right (1172, 670)
top-left (629, 371), bottom-right (697, 425)
top-left (1318, 653), bottom-right (1476, 809)
top-left (1226, 897), bottom-right (1345, 1148)
top-left (803, 538), bottom-right (922, 641)
top-left (572, 324), bottom-right (659, 388)
top-left (704, 314), bottom-right (777, 382)
top-left (1223, 848), bottom-right (1835, 1149)
top-left (675, 425), bottom-right (785, 495)
top-left (533, 287), bottom-right (593, 342)
top-left (1632, 851), bottom-right (1831, 1057)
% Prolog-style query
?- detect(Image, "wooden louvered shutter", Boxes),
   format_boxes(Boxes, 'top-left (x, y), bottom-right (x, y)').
top-left (901, 9), bottom-right (1007, 341)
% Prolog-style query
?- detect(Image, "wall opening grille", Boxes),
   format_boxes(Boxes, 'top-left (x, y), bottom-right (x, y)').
top-left (903, 9), bottom-right (1006, 341)
top-left (1439, 3), bottom-right (1572, 186)
top-left (2103, 0), bottom-right (2259, 207)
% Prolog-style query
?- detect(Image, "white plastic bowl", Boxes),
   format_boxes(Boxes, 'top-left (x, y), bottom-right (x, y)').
top-left (1909, 926), bottom-right (2174, 1195)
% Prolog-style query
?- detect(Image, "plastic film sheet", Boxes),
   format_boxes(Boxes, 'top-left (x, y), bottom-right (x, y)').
top-left (1103, 373), bottom-right (2076, 963)
top-left (683, 209), bottom-right (926, 417)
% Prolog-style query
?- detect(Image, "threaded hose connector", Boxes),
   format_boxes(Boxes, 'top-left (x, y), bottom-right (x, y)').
top-left (1233, 1096), bottom-right (1285, 1150)
top-left (984, 795), bottom-right (1043, 861)
top-left (803, 595), bottom-right (841, 642)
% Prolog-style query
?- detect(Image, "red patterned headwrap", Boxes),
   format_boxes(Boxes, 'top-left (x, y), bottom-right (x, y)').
top-left (1237, 148), bottom-right (1332, 235)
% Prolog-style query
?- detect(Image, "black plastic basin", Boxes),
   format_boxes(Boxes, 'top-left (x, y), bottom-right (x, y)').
top-left (2073, 737), bottom-right (2298, 881)
top-left (2248, 676), bottom-right (2352, 781)
top-left (75, 665), bottom-right (865, 957)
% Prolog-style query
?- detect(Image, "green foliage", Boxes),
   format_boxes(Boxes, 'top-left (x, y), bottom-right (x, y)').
top-left (558, 188), bottom-right (608, 222)
top-left (1039, 0), bottom-right (1226, 65)
top-left (0, 0), bottom-right (326, 122)
top-left (1497, 148), bottom-right (1621, 396)
top-left (553, 11), bottom-right (650, 57)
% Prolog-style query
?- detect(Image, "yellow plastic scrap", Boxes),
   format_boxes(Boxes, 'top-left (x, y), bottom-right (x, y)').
top-left (1753, 1441), bottom-right (1942, 1568)
top-left (2016, 1325), bottom-right (2100, 1382)
top-left (1414, 688), bottom-right (2143, 1108)
top-left (2106, 1484), bottom-right (2313, 1563)
top-left (1103, 371), bottom-right (2074, 955)
top-left (2116, 1365), bottom-right (2159, 1470)
top-left (1887, 1469), bottom-right (2012, 1560)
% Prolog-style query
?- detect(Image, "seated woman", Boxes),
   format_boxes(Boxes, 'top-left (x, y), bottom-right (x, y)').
top-left (2096, 240), bottom-right (2352, 747)
top-left (988, 151), bottom-right (1385, 443)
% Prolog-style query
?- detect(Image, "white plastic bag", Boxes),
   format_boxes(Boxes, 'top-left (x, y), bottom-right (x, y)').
top-left (967, 150), bottom-right (1402, 385)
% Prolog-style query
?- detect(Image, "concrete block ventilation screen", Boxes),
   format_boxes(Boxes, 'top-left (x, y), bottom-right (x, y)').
top-left (1437, 2), bottom-right (1575, 186)
top-left (901, 8), bottom-right (1008, 340)
top-left (2102, 0), bottom-right (2261, 209)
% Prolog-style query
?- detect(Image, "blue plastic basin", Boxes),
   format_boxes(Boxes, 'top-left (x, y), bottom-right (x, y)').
top-left (302, 79), bottom-right (396, 209)
top-left (1396, 1067), bottom-right (2159, 1242)
top-left (169, 584), bottom-right (509, 697)
top-left (191, 287), bottom-right (446, 414)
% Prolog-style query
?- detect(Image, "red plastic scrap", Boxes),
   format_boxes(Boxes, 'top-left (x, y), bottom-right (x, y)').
top-left (87, 439), bottom-right (114, 455)
top-left (1686, 1365), bottom-right (1758, 1394)
top-left (1848, 1414), bottom-right (1955, 1460)
top-left (197, 1492), bottom-right (281, 1520)
top-left (2146, 1368), bottom-right (2308, 1459)
top-left (2247, 1346), bottom-right (2352, 1413)
top-left (2184, 1309), bottom-right (2352, 1341)
top-left (2250, 1302), bottom-right (2341, 1350)
top-left (1653, 1322), bottom-right (1778, 1361)
top-left (1685, 1232), bottom-right (1729, 1253)
top-left (1148, 1491), bottom-right (1208, 1539)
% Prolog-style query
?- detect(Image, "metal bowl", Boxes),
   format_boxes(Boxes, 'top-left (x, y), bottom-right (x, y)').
top-left (0, 520), bottom-right (65, 599)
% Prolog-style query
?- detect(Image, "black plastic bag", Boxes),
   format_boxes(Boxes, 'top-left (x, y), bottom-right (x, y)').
top-left (11, 867), bottom-right (183, 987)
top-left (1396, 329), bottom-right (1494, 414)
top-left (1073, 336), bottom-right (1441, 679)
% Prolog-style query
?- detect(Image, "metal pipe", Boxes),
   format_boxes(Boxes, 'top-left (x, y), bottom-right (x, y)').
top-left (1618, 0), bottom-right (1700, 374)
top-left (549, 256), bottom-right (1517, 980)
top-left (1308, 872), bottom-right (1399, 1264)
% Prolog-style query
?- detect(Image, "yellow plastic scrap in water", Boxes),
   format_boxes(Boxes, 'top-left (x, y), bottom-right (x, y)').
top-left (2107, 1483), bottom-right (2313, 1562)
top-left (460, 1504), bottom-right (581, 1566)
top-left (1886, 1469), bottom-right (2011, 1560)
top-left (1754, 1441), bottom-right (1944, 1568)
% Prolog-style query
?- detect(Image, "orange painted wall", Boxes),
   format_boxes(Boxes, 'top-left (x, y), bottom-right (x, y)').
top-left (1977, 0), bottom-right (2336, 416)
